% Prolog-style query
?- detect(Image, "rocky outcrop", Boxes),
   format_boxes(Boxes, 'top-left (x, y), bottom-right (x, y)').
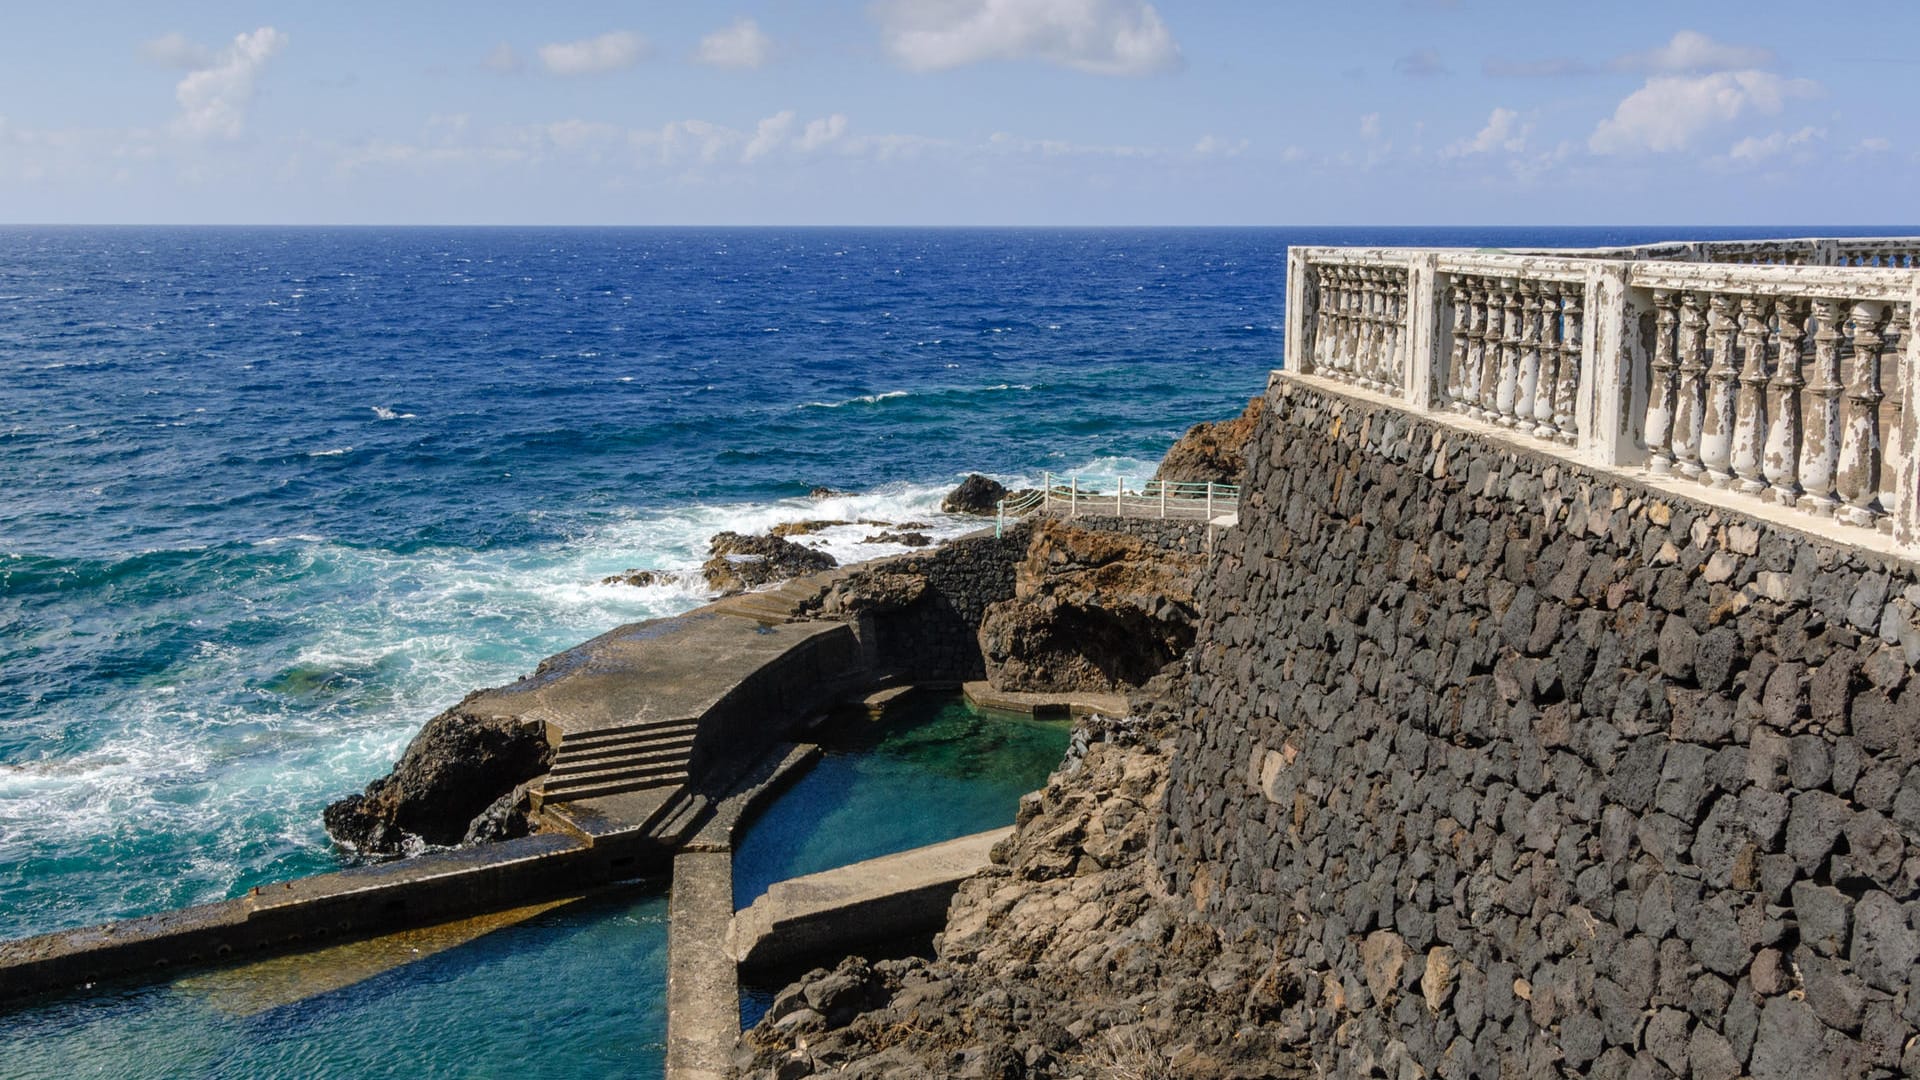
top-left (737, 694), bottom-right (1313, 1079)
top-left (862, 531), bottom-right (931, 547)
top-left (942, 474), bottom-right (1008, 515)
top-left (770, 519), bottom-right (850, 538)
top-left (600, 569), bottom-right (665, 587)
top-left (978, 519), bottom-right (1203, 693)
top-left (323, 695), bottom-right (554, 855)
top-left (703, 531), bottom-right (838, 595)
top-left (1151, 395), bottom-right (1264, 487)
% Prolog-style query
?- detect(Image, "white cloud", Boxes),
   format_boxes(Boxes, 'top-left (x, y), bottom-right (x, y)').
top-left (742, 110), bottom-right (796, 162)
top-left (1359, 112), bottom-right (1381, 140)
top-left (695, 18), bottom-right (773, 69)
top-left (1193, 134), bottom-right (1249, 157)
top-left (1445, 107), bottom-right (1529, 157)
top-left (1727, 125), bottom-right (1824, 165)
top-left (173, 27), bottom-right (287, 140)
top-left (875, 0), bottom-right (1180, 76)
top-left (799, 114), bottom-right (849, 151)
top-left (1615, 30), bottom-right (1773, 75)
top-left (1588, 70), bottom-right (1818, 155)
top-left (1856, 136), bottom-right (1892, 153)
top-left (141, 32), bottom-right (212, 69)
top-left (987, 131), bottom-right (1160, 157)
top-left (483, 43), bottom-right (522, 73)
top-left (539, 31), bottom-right (648, 76)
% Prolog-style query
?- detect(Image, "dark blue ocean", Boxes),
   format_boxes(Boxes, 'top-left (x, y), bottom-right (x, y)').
top-left (2, 225), bottom-right (1906, 1074)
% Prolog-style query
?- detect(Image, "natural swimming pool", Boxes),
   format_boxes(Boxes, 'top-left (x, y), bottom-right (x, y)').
top-left (0, 693), bottom-right (1068, 1078)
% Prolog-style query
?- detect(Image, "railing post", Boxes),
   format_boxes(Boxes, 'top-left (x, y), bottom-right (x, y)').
top-left (1042, 471), bottom-right (1051, 514)
top-left (995, 498), bottom-right (1004, 538)
top-left (1070, 476), bottom-right (1077, 517)
top-left (1896, 291), bottom-right (1920, 547)
top-left (1206, 483), bottom-right (1215, 520)
top-left (1160, 483), bottom-right (1167, 519)
top-left (1286, 248), bottom-right (1314, 375)
top-left (1579, 260), bottom-right (1646, 466)
top-left (1404, 252), bottom-right (1442, 409)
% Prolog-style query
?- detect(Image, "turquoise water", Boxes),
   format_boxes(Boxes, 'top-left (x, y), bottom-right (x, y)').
top-left (733, 694), bottom-right (1071, 1025)
top-left (0, 887), bottom-right (671, 1078)
top-left (0, 696), bottom-right (1067, 1078)
top-left (733, 695), bottom-right (1072, 909)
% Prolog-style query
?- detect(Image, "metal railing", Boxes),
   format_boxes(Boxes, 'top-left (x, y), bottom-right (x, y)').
top-left (995, 472), bottom-right (1241, 537)
top-left (1283, 238), bottom-right (1920, 549)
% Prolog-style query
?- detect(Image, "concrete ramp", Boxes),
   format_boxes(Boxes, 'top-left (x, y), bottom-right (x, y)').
top-left (727, 827), bottom-right (1011, 971)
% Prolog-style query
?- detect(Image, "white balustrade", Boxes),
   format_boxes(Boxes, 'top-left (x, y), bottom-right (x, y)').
top-left (1285, 241), bottom-right (1920, 549)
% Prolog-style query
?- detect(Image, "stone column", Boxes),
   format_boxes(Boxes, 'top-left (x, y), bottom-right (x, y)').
top-left (1732, 295), bottom-right (1772, 494)
top-left (1700, 293), bottom-right (1740, 487)
top-left (1404, 254), bottom-right (1442, 409)
top-left (1285, 248), bottom-right (1314, 375)
top-left (1764, 299), bottom-right (1806, 504)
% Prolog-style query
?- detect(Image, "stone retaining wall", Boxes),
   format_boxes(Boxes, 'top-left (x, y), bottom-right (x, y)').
top-left (1157, 377), bottom-right (1920, 1078)
top-left (1043, 512), bottom-right (1218, 556)
top-left (856, 525), bottom-right (1032, 681)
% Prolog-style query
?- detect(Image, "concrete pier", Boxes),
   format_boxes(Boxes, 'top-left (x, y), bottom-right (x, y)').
top-left (666, 851), bottom-right (738, 1080)
top-left (727, 827), bottom-right (1012, 972)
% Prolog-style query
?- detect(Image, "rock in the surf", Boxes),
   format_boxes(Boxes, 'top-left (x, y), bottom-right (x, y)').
top-left (702, 531), bottom-right (838, 594)
top-left (941, 474), bottom-right (1007, 515)
top-left (323, 695), bottom-right (554, 855)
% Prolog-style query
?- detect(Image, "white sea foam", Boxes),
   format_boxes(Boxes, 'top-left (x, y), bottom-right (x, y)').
top-left (370, 406), bottom-right (417, 421)
top-left (799, 390), bottom-right (911, 409)
top-left (308, 447), bottom-right (351, 457)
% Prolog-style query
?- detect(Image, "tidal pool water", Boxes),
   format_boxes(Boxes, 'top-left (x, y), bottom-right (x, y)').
top-left (0, 693), bottom-right (1067, 1077)
top-left (732, 693), bottom-right (1072, 1024)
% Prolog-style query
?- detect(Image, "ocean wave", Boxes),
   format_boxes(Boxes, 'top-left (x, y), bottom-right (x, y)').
top-left (799, 390), bottom-right (912, 409)
top-left (308, 447), bottom-right (352, 457)
top-left (370, 406), bottom-right (417, 421)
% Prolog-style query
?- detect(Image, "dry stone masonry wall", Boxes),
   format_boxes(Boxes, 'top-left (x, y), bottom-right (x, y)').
top-left (1157, 378), bottom-right (1920, 1079)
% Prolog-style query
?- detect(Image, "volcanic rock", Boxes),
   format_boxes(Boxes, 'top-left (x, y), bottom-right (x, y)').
top-left (702, 531), bottom-right (838, 595)
top-left (600, 569), bottom-right (664, 587)
top-left (770, 520), bottom-right (850, 538)
top-left (1151, 395), bottom-right (1264, 487)
top-left (862, 531), bottom-right (932, 547)
top-left (941, 474), bottom-right (1008, 515)
top-left (323, 694), bottom-right (554, 855)
top-left (977, 519), bottom-right (1204, 692)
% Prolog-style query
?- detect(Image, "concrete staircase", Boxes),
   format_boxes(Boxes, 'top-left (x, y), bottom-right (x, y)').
top-left (531, 717), bottom-right (698, 806)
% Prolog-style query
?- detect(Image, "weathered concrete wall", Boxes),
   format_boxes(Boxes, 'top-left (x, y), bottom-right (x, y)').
top-left (1157, 378), bottom-right (1920, 1078)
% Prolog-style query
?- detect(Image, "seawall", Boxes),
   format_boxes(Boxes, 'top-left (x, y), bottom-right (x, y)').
top-left (1158, 375), bottom-right (1920, 1077)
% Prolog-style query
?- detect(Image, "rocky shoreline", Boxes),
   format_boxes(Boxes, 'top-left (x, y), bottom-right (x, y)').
top-left (734, 681), bottom-right (1312, 1080)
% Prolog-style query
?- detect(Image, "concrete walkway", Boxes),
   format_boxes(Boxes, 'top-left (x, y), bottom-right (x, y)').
top-left (962, 680), bottom-right (1129, 719)
top-left (667, 851), bottom-right (739, 1080)
top-left (727, 827), bottom-right (1012, 971)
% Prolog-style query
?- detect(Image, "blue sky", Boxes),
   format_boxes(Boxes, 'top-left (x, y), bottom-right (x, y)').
top-left (0, 1), bottom-right (1911, 225)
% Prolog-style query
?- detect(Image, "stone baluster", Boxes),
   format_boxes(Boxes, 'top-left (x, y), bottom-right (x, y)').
top-left (1462, 280), bottom-right (1488, 414)
top-left (1515, 281), bottom-right (1541, 432)
top-left (1799, 299), bottom-right (1846, 514)
top-left (1553, 286), bottom-right (1582, 445)
top-left (1312, 266), bottom-right (1336, 372)
top-left (1731, 296), bottom-right (1772, 493)
top-left (1446, 279), bottom-right (1470, 408)
top-left (1330, 269), bottom-right (1352, 378)
top-left (1477, 280), bottom-right (1505, 421)
top-left (1700, 294), bottom-right (1740, 487)
top-left (1883, 306), bottom-right (1908, 513)
top-left (1672, 292), bottom-right (1708, 478)
top-left (1763, 299), bottom-right (1807, 503)
top-left (1373, 268), bottom-right (1393, 389)
top-left (1387, 271), bottom-right (1407, 390)
top-left (1355, 270), bottom-right (1377, 387)
top-left (1495, 279), bottom-right (1521, 423)
top-left (1532, 284), bottom-right (1562, 439)
top-left (1645, 289), bottom-right (1680, 474)
top-left (1837, 301), bottom-right (1888, 526)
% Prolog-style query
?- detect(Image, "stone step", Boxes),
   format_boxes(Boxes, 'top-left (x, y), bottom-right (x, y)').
top-left (535, 770), bottom-right (690, 804)
top-left (557, 719), bottom-right (698, 751)
top-left (550, 739), bottom-right (695, 775)
top-left (541, 757), bottom-right (689, 793)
